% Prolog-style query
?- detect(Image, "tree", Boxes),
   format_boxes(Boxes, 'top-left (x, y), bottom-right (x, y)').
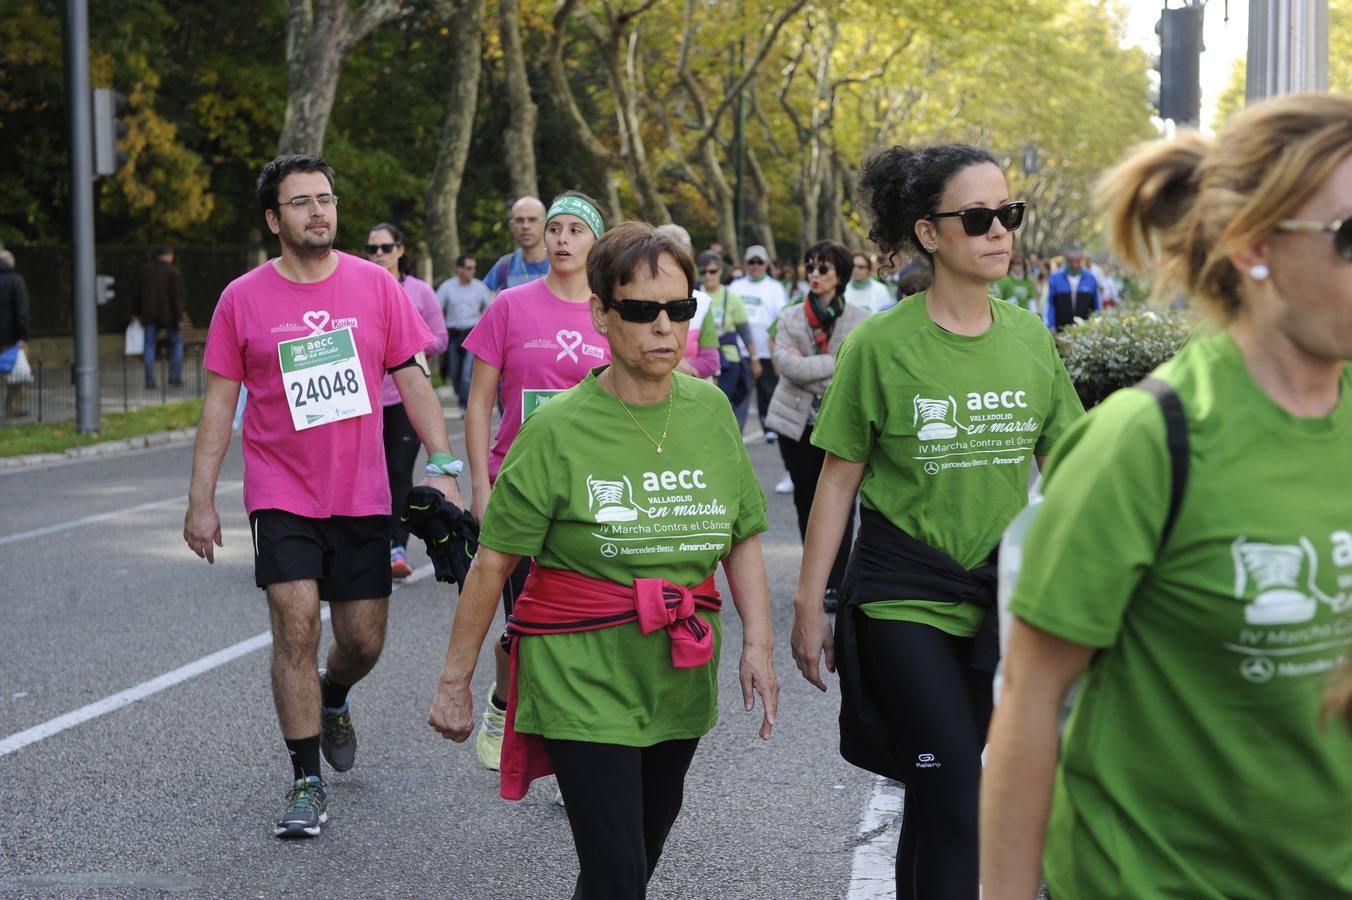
top-left (279, 0), bottom-right (409, 154)
top-left (426, 0), bottom-right (486, 280)
top-left (497, 0), bottom-right (540, 200)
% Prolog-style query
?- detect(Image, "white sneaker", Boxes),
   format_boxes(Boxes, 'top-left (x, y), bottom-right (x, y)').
top-left (774, 473), bottom-right (794, 494)
top-left (764, 430), bottom-right (779, 443)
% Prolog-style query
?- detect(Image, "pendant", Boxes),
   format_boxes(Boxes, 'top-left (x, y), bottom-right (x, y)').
top-left (656, 447), bottom-right (663, 454)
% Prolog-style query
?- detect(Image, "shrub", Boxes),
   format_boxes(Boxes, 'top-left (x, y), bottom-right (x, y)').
top-left (1056, 306), bottom-right (1196, 408)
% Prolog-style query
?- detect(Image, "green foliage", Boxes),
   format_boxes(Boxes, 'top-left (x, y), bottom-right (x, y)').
top-left (1056, 306), bottom-right (1196, 408)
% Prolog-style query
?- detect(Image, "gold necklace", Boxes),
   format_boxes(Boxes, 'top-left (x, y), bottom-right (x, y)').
top-left (612, 381), bottom-right (674, 454)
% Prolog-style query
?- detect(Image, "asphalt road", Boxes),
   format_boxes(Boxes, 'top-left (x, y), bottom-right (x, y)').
top-left (0, 417), bottom-right (893, 899)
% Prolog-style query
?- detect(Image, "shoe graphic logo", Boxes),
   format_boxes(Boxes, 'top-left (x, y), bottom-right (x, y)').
top-left (1232, 537), bottom-right (1319, 625)
top-left (587, 475), bottom-right (641, 523)
top-left (556, 329), bottom-right (583, 363)
top-left (913, 395), bottom-right (964, 440)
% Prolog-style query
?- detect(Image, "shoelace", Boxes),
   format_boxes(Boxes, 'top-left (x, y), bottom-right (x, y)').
top-left (287, 780), bottom-right (323, 810)
top-left (324, 710), bottom-right (352, 739)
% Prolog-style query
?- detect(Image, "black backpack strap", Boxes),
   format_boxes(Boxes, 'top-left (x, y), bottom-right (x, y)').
top-left (1137, 377), bottom-right (1189, 545)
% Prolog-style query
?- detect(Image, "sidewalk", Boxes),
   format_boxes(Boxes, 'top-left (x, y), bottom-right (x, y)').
top-left (0, 384), bottom-right (465, 471)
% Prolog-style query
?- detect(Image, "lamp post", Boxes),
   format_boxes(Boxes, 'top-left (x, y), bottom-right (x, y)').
top-left (1247, 0), bottom-right (1328, 101)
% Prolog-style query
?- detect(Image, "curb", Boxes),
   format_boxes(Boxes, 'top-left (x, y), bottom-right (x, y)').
top-left (0, 427), bottom-right (199, 471)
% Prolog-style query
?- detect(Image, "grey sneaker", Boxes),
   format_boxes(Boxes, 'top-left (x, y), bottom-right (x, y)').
top-left (321, 703), bottom-right (357, 772)
top-left (274, 776), bottom-right (328, 838)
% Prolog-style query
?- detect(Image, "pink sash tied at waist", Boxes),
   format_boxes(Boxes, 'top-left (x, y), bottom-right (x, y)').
top-left (497, 565), bottom-right (721, 800)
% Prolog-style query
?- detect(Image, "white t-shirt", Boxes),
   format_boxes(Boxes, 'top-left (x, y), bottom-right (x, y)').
top-left (844, 280), bottom-right (893, 315)
top-left (727, 275), bottom-right (786, 358)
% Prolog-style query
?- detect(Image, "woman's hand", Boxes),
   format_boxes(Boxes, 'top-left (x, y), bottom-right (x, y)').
top-left (790, 604), bottom-right (835, 692)
top-left (427, 678), bottom-right (476, 742)
top-left (739, 643), bottom-right (779, 740)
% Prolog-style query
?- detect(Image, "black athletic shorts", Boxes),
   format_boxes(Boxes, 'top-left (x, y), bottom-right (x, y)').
top-left (249, 509), bottom-right (392, 603)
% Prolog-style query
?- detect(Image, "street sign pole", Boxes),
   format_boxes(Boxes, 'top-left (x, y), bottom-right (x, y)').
top-left (1247, 0), bottom-right (1328, 102)
top-left (64, 0), bottom-right (100, 433)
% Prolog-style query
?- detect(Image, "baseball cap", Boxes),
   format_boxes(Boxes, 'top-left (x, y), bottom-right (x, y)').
top-left (744, 245), bottom-right (768, 263)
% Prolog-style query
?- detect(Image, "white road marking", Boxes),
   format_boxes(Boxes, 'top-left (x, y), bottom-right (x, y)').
top-left (0, 482), bottom-right (243, 547)
top-left (846, 776), bottom-right (905, 899)
top-left (0, 563), bottom-right (435, 758)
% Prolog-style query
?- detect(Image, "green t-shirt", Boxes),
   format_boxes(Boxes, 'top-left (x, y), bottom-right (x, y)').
top-left (1010, 330), bottom-right (1352, 898)
top-left (993, 275), bottom-right (1038, 310)
top-left (480, 369), bottom-right (769, 745)
top-left (696, 304), bottom-right (717, 350)
top-left (708, 286), bottom-right (750, 364)
top-left (811, 292), bottom-right (1083, 635)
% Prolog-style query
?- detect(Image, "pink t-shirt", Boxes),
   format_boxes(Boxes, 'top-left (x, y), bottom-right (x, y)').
top-left (462, 278), bottom-right (608, 480)
top-left (380, 274), bottom-right (449, 407)
top-left (204, 252), bottom-right (433, 518)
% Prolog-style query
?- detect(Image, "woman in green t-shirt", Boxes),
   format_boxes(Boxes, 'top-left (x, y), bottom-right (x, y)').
top-left (428, 222), bottom-right (779, 899)
top-left (789, 143), bottom-right (1082, 899)
top-left (982, 93), bottom-right (1352, 899)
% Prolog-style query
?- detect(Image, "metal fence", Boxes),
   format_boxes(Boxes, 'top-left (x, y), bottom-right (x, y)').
top-left (1, 347), bottom-right (205, 426)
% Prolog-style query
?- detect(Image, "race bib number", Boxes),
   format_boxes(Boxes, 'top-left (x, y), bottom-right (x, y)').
top-left (522, 388), bottom-right (564, 422)
top-left (277, 326), bottom-right (372, 431)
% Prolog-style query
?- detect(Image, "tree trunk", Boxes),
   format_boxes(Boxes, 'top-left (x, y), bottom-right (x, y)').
top-left (498, 0), bottom-right (539, 200)
top-left (591, 14), bottom-right (668, 224)
top-left (279, 0), bottom-right (407, 155)
top-left (745, 142), bottom-right (776, 262)
top-left (425, 0), bottom-right (484, 283)
top-left (544, 0), bottom-right (621, 221)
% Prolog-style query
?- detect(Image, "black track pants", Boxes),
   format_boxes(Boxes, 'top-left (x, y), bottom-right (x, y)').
top-left (542, 737), bottom-right (700, 900)
top-left (858, 616), bottom-right (993, 900)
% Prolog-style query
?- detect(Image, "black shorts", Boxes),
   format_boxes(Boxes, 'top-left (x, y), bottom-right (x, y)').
top-left (501, 555), bottom-right (532, 615)
top-left (250, 509), bottom-right (392, 603)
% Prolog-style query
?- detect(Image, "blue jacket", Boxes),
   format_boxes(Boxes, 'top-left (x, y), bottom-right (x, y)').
top-left (1044, 267), bottom-right (1099, 330)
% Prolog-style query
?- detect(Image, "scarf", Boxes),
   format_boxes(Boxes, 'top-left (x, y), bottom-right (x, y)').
top-left (804, 291), bottom-right (845, 353)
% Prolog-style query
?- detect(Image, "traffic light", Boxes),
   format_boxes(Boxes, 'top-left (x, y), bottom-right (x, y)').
top-left (92, 87), bottom-right (129, 177)
top-left (1158, 6), bottom-right (1202, 124)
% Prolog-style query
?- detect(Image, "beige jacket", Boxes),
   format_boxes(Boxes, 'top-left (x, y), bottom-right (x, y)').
top-left (764, 299), bottom-right (868, 441)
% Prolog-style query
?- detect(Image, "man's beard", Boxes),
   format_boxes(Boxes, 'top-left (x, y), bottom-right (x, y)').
top-left (282, 220), bottom-right (335, 260)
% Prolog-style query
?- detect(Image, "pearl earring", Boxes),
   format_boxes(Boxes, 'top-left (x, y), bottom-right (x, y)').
top-left (1250, 264), bottom-right (1270, 281)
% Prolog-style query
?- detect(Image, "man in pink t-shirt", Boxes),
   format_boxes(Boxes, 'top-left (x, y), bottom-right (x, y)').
top-left (183, 154), bottom-right (465, 840)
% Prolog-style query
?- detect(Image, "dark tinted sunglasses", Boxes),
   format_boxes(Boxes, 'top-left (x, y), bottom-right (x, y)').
top-left (701, 267), bottom-right (723, 275)
top-left (928, 201), bottom-right (1026, 237)
top-left (746, 258), bottom-right (766, 265)
top-left (612, 297), bottom-right (699, 323)
top-left (365, 242), bottom-right (398, 254)
top-left (1277, 217), bottom-right (1352, 261)
top-left (805, 264), bottom-right (834, 276)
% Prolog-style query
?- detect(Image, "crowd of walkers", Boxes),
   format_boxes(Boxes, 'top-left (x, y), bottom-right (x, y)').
top-left (182, 89), bottom-right (1352, 898)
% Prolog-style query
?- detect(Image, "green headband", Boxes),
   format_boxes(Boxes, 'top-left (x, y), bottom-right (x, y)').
top-left (545, 196), bottom-right (605, 238)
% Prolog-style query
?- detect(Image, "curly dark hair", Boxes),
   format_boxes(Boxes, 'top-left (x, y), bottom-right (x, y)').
top-left (803, 240), bottom-right (853, 301)
top-left (856, 144), bottom-right (999, 266)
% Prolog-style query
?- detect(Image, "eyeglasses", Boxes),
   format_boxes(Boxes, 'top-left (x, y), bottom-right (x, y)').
top-left (746, 258), bottom-right (766, 265)
top-left (701, 268), bottom-right (723, 276)
top-left (282, 194), bottom-right (339, 210)
top-left (365, 243), bottom-right (399, 255)
top-left (928, 200), bottom-right (1026, 237)
top-left (852, 261), bottom-right (870, 269)
top-left (1276, 217), bottom-right (1352, 261)
top-left (805, 264), bottom-right (834, 276)
top-left (611, 297), bottom-right (699, 323)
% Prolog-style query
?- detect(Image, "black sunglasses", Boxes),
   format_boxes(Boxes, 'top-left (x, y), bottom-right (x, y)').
top-left (701, 267), bottom-right (723, 276)
top-left (612, 297), bottom-right (699, 323)
top-left (1277, 217), bottom-right (1352, 261)
top-left (805, 263), bottom-right (834, 276)
top-left (365, 242), bottom-right (398, 255)
top-left (746, 258), bottom-right (766, 265)
top-left (928, 201), bottom-right (1026, 237)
